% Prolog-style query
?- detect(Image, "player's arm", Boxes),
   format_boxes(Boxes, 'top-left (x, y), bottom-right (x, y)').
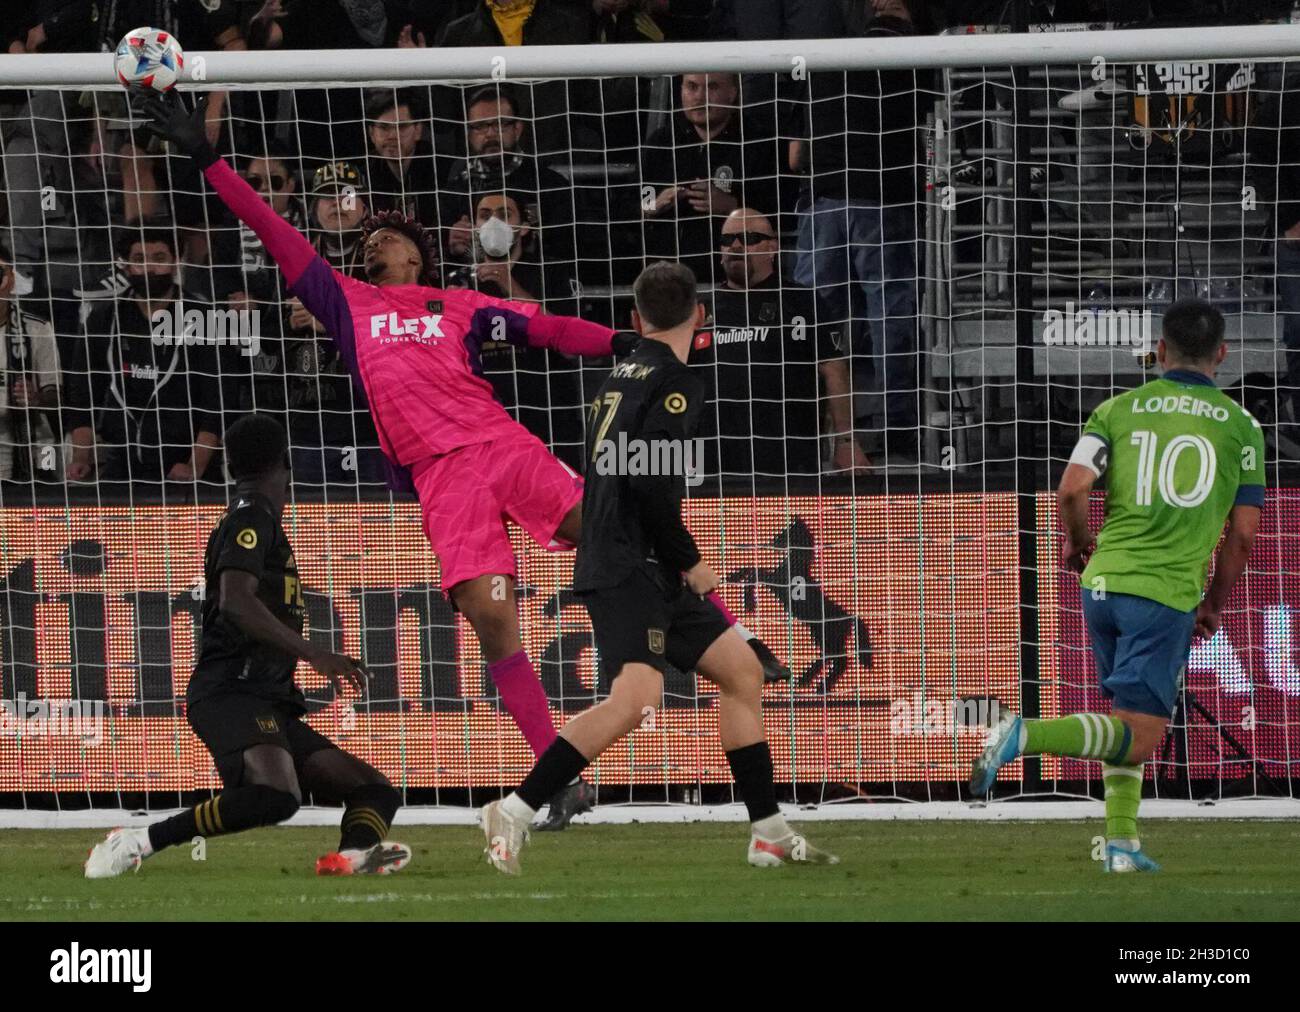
top-left (214, 514), bottom-right (366, 694)
top-left (218, 570), bottom-right (366, 694)
top-left (143, 93), bottom-right (322, 296)
top-left (1058, 433), bottom-right (1108, 572)
top-left (468, 300), bottom-right (638, 359)
top-left (1059, 403), bottom-right (1111, 571)
top-left (1198, 421), bottom-right (1267, 637)
top-left (1197, 505), bottom-right (1261, 639)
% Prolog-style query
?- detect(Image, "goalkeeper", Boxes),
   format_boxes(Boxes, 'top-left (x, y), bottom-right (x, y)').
top-left (971, 300), bottom-right (1264, 872)
top-left (146, 94), bottom-right (781, 831)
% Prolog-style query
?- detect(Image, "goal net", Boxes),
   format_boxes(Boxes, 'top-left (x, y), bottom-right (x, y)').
top-left (0, 25), bottom-right (1296, 820)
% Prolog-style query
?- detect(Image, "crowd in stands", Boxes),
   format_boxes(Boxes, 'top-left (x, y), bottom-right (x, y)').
top-left (0, 0), bottom-right (1297, 500)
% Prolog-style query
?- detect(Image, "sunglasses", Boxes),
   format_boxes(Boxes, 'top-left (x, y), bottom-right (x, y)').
top-left (247, 173), bottom-right (288, 191)
top-left (720, 231), bottom-right (775, 248)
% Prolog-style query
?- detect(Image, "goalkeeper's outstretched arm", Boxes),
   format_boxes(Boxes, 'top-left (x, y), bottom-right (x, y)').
top-left (144, 94), bottom-right (329, 313)
top-left (469, 303), bottom-right (638, 360)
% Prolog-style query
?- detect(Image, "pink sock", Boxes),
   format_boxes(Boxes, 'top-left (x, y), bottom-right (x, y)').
top-left (488, 650), bottom-right (557, 758)
top-left (706, 590), bottom-right (738, 626)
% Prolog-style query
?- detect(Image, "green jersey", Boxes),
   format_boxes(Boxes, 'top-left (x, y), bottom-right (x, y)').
top-left (1075, 369), bottom-right (1266, 612)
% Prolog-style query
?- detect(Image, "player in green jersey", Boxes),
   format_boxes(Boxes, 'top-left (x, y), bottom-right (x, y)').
top-left (971, 300), bottom-right (1265, 871)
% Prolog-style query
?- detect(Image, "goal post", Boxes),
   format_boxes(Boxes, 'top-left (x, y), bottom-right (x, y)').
top-left (0, 24), bottom-right (1297, 822)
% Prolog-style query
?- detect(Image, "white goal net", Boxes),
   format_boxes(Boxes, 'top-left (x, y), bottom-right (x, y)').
top-left (0, 25), bottom-right (1297, 819)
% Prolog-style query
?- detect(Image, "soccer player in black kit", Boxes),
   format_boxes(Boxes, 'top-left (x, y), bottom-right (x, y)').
top-left (479, 263), bottom-right (837, 874)
top-left (85, 414), bottom-right (410, 878)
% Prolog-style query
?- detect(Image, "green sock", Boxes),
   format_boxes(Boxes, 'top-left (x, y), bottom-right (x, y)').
top-left (1022, 714), bottom-right (1132, 763)
top-left (1103, 763), bottom-right (1143, 842)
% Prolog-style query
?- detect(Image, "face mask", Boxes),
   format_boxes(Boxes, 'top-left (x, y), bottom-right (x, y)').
top-left (126, 271), bottom-right (174, 300)
top-left (476, 215), bottom-right (516, 260)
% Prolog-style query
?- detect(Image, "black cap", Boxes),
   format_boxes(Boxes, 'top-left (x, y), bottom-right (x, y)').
top-left (311, 161), bottom-right (365, 198)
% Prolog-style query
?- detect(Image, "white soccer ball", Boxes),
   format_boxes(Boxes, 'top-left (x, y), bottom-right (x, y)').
top-left (114, 27), bottom-right (185, 93)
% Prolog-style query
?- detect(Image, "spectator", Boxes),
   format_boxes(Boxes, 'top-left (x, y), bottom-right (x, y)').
top-left (591, 0), bottom-right (715, 42)
top-left (364, 89), bottom-right (440, 227)
top-left (0, 256), bottom-right (62, 484)
top-left (437, 0), bottom-right (596, 157)
top-left (710, 0), bottom-right (845, 137)
top-left (64, 228), bottom-right (229, 492)
top-left (394, 1), bottom-right (478, 48)
top-left (438, 84), bottom-right (576, 289)
top-left (283, 162), bottom-right (386, 488)
top-left (445, 191), bottom-right (585, 467)
top-left (640, 72), bottom-right (780, 285)
top-left (303, 161), bottom-right (370, 275)
top-left (791, 0), bottom-right (924, 460)
top-left (245, 0), bottom-right (402, 162)
top-left (691, 208), bottom-right (869, 485)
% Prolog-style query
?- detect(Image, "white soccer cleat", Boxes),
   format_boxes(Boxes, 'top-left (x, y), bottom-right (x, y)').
top-left (747, 831), bottom-right (839, 868)
top-left (480, 800), bottom-right (530, 876)
top-left (84, 827), bottom-right (150, 879)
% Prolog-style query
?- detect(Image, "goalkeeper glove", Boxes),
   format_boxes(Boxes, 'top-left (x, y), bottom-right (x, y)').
top-left (143, 92), bottom-right (218, 170)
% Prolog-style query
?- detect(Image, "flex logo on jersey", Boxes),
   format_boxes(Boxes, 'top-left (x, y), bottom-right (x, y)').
top-left (368, 312), bottom-right (445, 343)
top-left (236, 528), bottom-right (258, 550)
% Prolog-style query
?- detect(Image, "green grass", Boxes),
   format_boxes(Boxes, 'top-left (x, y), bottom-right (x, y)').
top-left (3, 821), bottom-right (1299, 921)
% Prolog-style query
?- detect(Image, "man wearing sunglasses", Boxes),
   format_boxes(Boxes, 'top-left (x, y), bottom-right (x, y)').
top-left (691, 209), bottom-right (870, 484)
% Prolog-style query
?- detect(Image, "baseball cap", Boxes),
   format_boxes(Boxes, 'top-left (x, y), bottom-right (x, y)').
top-left (311, 161), bottom-right (366, 198)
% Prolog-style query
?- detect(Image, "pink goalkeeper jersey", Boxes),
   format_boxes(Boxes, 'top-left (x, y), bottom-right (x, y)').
top-left (203, 159), bottom-right (618, 466)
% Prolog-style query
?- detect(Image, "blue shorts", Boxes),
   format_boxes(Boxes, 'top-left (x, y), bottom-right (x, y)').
top-left (1080, 590), bottom-right (1196, 718)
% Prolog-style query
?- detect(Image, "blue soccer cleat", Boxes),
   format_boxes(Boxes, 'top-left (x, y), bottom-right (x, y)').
top-left (1104, 840), bottom-right (1161, 873)
top-left (968, 712), bottom-right (1023, 796)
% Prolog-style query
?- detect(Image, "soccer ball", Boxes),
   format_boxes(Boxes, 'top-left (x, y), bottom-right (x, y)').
top-left (114, 27), bottom-right (185, 93)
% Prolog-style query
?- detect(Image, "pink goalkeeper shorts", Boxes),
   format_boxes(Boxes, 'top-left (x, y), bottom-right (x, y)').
top-left (411, 432), bottom-right (583, 592)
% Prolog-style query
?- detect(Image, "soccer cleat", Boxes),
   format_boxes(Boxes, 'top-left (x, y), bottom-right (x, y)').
top-left (316, 840), bottom-right (413, 876)
top-left (535, 777), bottom-right (596, 832)
top-left (969, 712), bottom-right (1024, 796)
top-left (84, 827), bottom-right (150, 879)
top-left (1104, 841), bottom-right (1161, 874)
top-left (481, 800), bottom-right (530, 875)
top-left (748, 637), bottom-right (792, 684)
top-left (747, 832), bottom-right (839, 868)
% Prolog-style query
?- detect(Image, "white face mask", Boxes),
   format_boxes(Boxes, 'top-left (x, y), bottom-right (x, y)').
top-left (476, 215), bottom-right (516, 259)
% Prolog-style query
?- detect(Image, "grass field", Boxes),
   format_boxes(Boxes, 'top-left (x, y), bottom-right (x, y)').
top-left (2, 821), bottom-right (1298, 921)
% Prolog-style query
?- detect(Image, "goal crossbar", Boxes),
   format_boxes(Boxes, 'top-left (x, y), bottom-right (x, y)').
top-left (2, 24), bottom-right (1300, 89)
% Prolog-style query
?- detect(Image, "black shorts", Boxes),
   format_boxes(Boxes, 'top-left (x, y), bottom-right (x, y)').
top-left (187, 692), bottom-right (337, 788)
top-left (580, 567), bottom-right (731, 678)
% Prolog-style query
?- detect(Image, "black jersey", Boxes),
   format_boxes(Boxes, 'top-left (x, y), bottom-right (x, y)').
top-left (188, 492), bottom-right (306, 711)
top-left (573, 339), bottom-right (705, 592)
top-left (692, 277), bottom-right (842, 479)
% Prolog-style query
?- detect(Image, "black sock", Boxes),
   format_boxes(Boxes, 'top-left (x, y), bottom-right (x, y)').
top-left (725, 742), bottom-right (779, 823)
top-left (517, 737), bottom-right (589, 811)
top-left (147, 785), bottom-right (300, 852)
top-left (338, 783), bottom-right (401, 851)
